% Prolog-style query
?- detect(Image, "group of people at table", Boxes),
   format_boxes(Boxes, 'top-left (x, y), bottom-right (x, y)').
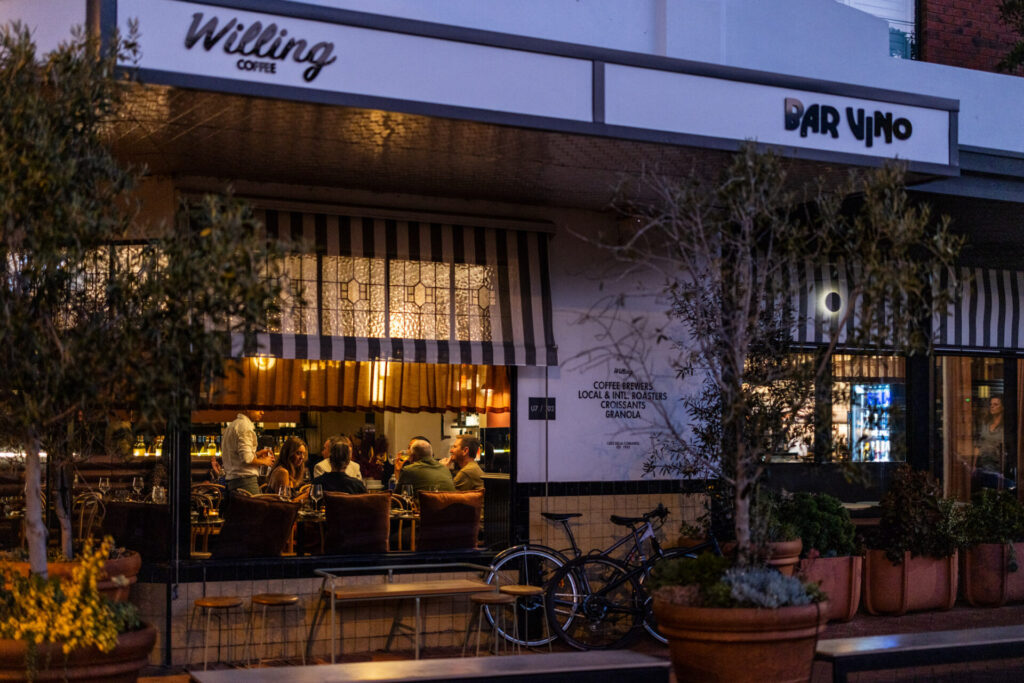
top-left (215, 410), bottom-right (485, 505)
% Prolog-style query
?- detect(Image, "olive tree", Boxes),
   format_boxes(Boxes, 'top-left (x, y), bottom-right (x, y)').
top-left (578, 144), bottom-right (962, 562)
top-left (0, 25), bottom-right (291, 573)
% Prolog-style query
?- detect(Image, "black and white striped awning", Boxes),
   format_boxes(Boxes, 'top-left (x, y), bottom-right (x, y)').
top-left (792, 263), bottom-right (1023, 352)
top-left (934, 266), bottom-right (1024, 351)
top-left (230, 208), bottom-right (558, 366)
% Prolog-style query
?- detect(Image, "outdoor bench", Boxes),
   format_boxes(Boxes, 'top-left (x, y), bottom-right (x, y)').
top-left (190, 650), bottom-right (671, 683)
top-left (307, 562), bottom-right (493, 662)
top-left (815, 624), bottom-right (1024, 682)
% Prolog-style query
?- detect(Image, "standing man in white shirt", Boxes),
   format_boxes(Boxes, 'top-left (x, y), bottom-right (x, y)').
top-left (222, 410), bottom-right (276, 498)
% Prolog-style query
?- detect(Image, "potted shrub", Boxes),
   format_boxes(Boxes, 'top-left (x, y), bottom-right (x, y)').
top-left (650, 554), bottom-right (828, 683)
top-left (0, 538), bottom-right (156, 682)
top-left (577, 144), bottom-right (959, 680)
top-left (961, 488), bottom-right (1024, 607)
top-left (753, 490), bottom-right (803, 577)
top-left (862, 465), bottom-right (962, 615)
top-left (779, 492), bottom-right (862, 621)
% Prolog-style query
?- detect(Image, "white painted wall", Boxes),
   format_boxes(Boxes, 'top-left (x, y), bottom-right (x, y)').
top-left (516, 215), bottom-right (702, 483)
top-left (309, 0), bottom-right (1024, 154)
top-left (5, 1), bottom-right (1022, 152)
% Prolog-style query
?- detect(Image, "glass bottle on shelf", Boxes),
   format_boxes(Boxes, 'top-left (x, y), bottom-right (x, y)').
top-left (132, 435), bottom-right (146, 458)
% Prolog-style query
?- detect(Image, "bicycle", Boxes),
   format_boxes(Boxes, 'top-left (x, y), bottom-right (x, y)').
top-left (485, 503), bottom-right (718, 647)
top-left (543, 508), bottom-right (720, 650)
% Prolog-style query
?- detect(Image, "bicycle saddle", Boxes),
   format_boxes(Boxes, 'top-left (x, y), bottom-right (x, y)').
top-left (610, 514), bottom-right (646, 527)
top-left (541, 512), bottom-right (582, 521)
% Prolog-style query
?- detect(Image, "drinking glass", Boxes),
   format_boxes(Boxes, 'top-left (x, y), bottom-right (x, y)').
top-left (310, 483), bottom-right (323, 511)
top-left (97, 477), bottom-right (110, 497)
top-left (400, 484), bottom-right (416, 510)
top-left (131, 476), bottom-right (144, 500)
top-left (258, 465), bottom-right (270, 479)
top-left (152, 486), bottom-right (167, 505)
top-left (279, 485), bottom-right (292, 502)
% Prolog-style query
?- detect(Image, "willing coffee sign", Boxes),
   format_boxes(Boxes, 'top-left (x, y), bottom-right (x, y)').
top-left (183, 12), bottom-right (337, 82)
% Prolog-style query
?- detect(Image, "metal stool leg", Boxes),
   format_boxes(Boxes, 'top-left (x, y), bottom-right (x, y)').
top-left (203, 607), bottom-right (212, 671)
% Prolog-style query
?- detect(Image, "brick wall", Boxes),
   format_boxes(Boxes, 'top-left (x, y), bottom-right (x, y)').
top-left (920, 0), bottom-right (1021, 72)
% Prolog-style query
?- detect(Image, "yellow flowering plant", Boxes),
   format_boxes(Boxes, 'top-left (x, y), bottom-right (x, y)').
top-left (0, 537), bottom-right (139, 677)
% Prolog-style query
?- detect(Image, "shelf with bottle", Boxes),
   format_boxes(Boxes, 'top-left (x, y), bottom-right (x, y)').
top-left (130, 434), bottom-right (165, 457)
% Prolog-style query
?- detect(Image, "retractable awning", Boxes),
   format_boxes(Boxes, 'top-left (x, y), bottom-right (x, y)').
top-left (231, 208), bottom-right (558, 366)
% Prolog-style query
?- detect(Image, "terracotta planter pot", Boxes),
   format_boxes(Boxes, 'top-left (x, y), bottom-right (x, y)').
top-left (0, 622), bottom-right (156, 682)
top-left (862, 549), bottom-right (958, 615)
top-left (797, 555), bottom-right (862, 622)
top-left (9, 552), bottom-right (141, 603)
top-left (653, 598), bottom-right (829, 683)
top-left (962, 542), bottom-right (1024, 607)
top-left (765, 539), bottom-right (803, 577)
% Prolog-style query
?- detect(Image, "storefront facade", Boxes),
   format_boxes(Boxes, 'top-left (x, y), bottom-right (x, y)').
top-left (6, 0), bottom-right (1024, 665)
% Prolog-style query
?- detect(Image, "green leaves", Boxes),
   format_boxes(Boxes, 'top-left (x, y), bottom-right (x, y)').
top-left (871, 465), bottom-right (963, 563)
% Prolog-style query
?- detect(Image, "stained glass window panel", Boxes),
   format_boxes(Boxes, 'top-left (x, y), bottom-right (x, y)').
top-left (274, 254), bottom-right (318, 334)
top-left (389, 260), bottom-right (450, 340)
top-left (322, 256), bottom-right (386, 337)
top-left (454, 264), bottom-right (495, 342)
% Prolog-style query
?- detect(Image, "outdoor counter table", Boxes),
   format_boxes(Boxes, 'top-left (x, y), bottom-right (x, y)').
top-left (189, 650), bottom-right (671, 682)
top-left (312, 562), bottom-right (493, 661)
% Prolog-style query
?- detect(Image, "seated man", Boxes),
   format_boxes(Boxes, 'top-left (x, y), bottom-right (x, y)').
top-left (450, 434), bottom-right (484, 491)
top-left (396, 438), bottom-right (455, 494)
top-left (312, 437), bottom-right (366, 494)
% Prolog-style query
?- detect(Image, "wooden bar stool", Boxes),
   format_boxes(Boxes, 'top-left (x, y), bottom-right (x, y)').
top-left (462, 591), bottom-right (516, 657)
top-left (245, 592), bottom-right (307, 666)
top-left (188, 595), bottom-right (244, 670)
top-left (499, 584), bottom-right (551, 652)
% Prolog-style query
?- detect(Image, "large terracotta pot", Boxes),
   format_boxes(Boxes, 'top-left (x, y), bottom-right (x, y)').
top-left (862, 549), bottom-right (958, 615)
top-left (962, 542), bottom-right (1024, 607)
top-left (797, 555), bottom-right (862, 622)
top-left (653, 598), bottom-right (829, 683)
top-left (765, 539), bottom-right (803, 577)
top-left (10, 552), bottom-right (141, 603)
top-left (0, 622), bottom-right (156, 682)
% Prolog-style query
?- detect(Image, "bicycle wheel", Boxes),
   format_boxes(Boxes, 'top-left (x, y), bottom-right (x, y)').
top-left (485, 545), bottom-right (571, 647)
top-left (639, 548), bottom-right (696, 644)
top-left (546, 555), bottom-right (642, 650)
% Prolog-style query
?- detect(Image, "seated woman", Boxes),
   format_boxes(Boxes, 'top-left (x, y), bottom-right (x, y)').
top-left (268, 436), bottom-right (309, 499)
top-left (313, 436), bottom-right (367, 494)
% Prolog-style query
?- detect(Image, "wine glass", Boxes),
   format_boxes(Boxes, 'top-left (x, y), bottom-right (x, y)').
top-left (131, 476), bottom-right (144, 500)
top-left (400, 484), bottom-right (416, 510)
top-left (278, 485), bottom-right (292, 502)
top-left (98, 477), bottom-right (110, 497)
top-left (310, 483), bottom-right (323, 512)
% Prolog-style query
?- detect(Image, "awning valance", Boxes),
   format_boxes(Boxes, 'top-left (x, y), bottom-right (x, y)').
top-left (934, 266), bottom-right (1024, 351)
top-left (234, 209), bottom-right (557, 367)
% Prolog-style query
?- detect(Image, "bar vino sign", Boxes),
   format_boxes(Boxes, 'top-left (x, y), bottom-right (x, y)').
top-left (784, 97), bottom-right (913, 149)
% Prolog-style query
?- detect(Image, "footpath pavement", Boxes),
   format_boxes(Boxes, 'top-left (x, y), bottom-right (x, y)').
top-left (142, 602), bottom-right (1024, 682)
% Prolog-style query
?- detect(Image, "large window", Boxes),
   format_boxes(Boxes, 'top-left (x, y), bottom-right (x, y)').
top-left (937, 357), bottom-right (1014, 501)
top-left (770, 353), bottom-right (906, 463)
top-left (835, 0), bottom-right (917, 58)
